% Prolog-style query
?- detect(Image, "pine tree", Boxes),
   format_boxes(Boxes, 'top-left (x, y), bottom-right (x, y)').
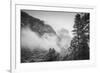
top-left (45, 48), bottom-right (60, 61)
top-left (68, 13), bottom-right (90, 60)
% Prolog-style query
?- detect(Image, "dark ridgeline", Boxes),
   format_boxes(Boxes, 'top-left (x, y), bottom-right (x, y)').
top-left (21, 10), bottom-right (90, 63)
top-left (21, 11), bottom-right (56, 36)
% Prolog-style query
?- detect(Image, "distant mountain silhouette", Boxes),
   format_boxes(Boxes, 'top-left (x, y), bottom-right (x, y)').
top-left (21, 11), bottom-right (56, 36)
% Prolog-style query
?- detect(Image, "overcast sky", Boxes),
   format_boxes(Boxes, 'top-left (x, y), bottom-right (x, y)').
top-left (22, 10), bottom-right (77, 37)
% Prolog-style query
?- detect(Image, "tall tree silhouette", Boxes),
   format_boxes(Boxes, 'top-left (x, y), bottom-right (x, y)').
top-left (45, 48), bottom-right (60, 61)
top-left (68, 13), bottom-right (90, 60)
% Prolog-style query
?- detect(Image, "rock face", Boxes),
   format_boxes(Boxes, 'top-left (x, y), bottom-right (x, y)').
top-left (21, 11), bottom-right (56, 36)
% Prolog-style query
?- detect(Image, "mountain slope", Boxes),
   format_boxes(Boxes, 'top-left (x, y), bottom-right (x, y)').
top-left (21, 11), bottom-right (56, 36)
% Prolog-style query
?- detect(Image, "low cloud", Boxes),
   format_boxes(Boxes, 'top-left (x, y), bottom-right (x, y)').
top-left (21, 26), bottom-right (71, 53)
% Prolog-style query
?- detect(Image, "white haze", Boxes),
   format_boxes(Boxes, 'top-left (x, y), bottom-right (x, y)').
top-left (21, 26), bottom-right (71, 53)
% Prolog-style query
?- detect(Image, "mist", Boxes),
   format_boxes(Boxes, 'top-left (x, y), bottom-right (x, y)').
top-left (21, 26), bottom-right (71, 53)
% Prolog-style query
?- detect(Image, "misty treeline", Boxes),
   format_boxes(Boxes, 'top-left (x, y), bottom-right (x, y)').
top-left (21, 48), bottom-right (61, 62)
top-left (21, 12), bottom-right (90, 63)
